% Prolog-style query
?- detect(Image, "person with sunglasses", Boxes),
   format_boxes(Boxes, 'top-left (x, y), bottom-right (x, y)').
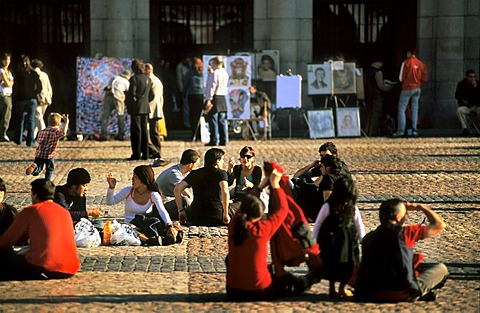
top-left (227, 146), bottom-right (262, 217)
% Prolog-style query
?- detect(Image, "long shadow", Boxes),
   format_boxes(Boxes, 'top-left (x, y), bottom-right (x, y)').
top-left (0, 292), bottom-right (339, 304)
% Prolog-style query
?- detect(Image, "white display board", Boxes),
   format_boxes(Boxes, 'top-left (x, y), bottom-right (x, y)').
top-left (276, 75), bottom-right (302, 109)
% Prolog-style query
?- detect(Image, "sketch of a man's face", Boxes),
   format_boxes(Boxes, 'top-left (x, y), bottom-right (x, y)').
top-left (315, 68), bottom-right (326, 82)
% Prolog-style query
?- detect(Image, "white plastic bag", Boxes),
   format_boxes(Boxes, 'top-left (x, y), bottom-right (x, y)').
top-left (200, 116), bottom-right (210, 143)
top-left (75, 218), bottom-right (101, 248)
top-left (111, 222), bottom-right (141, 246)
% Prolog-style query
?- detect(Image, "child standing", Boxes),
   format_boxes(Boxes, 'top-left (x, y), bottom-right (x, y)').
top-left (312, 176), bottom-right (366, 297)
top-left (26, 113), bottom-right (69, 180)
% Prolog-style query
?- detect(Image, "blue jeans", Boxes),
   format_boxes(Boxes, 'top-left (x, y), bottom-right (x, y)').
top-left (15, 99), bottom-right (37, 146)
top-left (208, 111), bottom-right (228, 145)
top-left (397, 88), bottom-right (420, 133)
top-left (33, 157), bottom-right (55, 180)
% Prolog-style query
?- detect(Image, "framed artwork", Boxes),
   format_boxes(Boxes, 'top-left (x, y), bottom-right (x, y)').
top-left (256, 50), bottom-right (279, 81)
top-left (235, 52), bottom-right (255, 79)
top-left (336, 107), bottom-right (361, 137)
top-left (308, 109), bottom-right (335, 138)
top-left (276, 75), bottom-right (302, 109)
top-left (307, 63), bottom-right (332, 95)
top-left (76, 57), bottom-right (132, 134)
top-left (227, 55), bottom-right (251, 87)
top-left (227, 87), bottom-right (250, 120)
top-left (333, 62), bottom-right (356, 94)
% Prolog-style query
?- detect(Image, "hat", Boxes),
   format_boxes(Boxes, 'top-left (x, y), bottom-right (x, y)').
top-left (120, 70), bottom-right (131, 79)
top-left (67, 168), bottom-right (91, 185)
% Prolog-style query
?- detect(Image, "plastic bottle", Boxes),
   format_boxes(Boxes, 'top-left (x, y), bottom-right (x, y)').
top-left (103, 220), bottom-right (113, 246)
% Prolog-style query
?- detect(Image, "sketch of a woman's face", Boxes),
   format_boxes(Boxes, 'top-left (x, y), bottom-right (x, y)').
top-left (343, 114), bottom-right (353, 126)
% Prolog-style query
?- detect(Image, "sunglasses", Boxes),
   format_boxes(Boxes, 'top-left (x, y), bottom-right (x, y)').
top-left (240, 154), bottom-right (254, 159)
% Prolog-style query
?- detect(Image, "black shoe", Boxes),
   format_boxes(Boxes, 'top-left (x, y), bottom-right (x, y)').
top-left (126, 156), bottom-right (140, 161)
top-left (205, 142), bottom-right (217, 146)
top-left (461, 128), bottom-right (470, 136)
top-left (149, 152), bottom-right (160, 159)
top-left (151, 158), bottom-right (169, 167)
top-left (114, 135), bottom-right (125, 141)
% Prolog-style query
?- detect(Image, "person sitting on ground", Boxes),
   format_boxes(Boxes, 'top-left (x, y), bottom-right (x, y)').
top-left (25, 112), bottom-right (69, 180)
top-left (311, 176), bottom-right (366, 297)
top-left (355, 199), bottom-right (448, 302)
top-left (455, 69), bottom-right (480, 136)
top-left (227, 146), bottom-right (262, 217)
top-left (226, 167), bottom-right (307, 301)
top-left (0, 179), bottom-right (80, 281)
top-left (155, 149), bottom-right (200, 220)
top-left (174, 148), bottom-right (230, 226)
top-left (106, 165), bottom-right (181, 246)
top-left (54, 168), bottom-right (104, 223)
top-left (295, 154), bottom-right (345, 222)
top-left (0, 178), bottom-right (17, 236)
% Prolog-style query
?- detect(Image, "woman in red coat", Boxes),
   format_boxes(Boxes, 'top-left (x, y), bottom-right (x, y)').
top-left (226, 167), bottom-right (306, 301)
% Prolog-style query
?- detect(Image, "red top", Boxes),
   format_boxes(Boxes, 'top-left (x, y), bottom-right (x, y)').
top-left (0, 200), bottom-right (80, 274)
top-left (399, 56), bottom-right (428, 90)
top-left (35, 126), bottom-right (65, 159)
top-left (227, 188), bottom-right (289, 290)
top-left (404, 224), bottom-right (427, 275)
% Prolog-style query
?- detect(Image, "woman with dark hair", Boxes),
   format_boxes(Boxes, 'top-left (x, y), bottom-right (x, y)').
top-left (0, 178), bottom-right (17, 236)
top-left (125, 59), bottom-right (154, 160)
top-left (106, 165), bottom-right (180, 245)
top-left (13, 55), bottom-right (42, 146)
top-left (312, 176), bottom-right (366, 297)
top-left (174, 148), bottom-right (230, 226)
top-left (226, 167), bottom-right (306, 301)
top-left (227, 146), bottom-right (262, 217)
top-left (257, 54), bottom-right (276, 80)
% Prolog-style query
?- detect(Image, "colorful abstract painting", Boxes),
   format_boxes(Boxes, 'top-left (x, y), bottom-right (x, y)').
top-left (76, 57), bottom-right (132, 134)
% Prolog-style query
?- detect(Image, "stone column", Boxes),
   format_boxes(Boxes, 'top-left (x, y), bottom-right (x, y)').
top-left (253, 0), bottom-right (313, 107)
top-left (90, 0), bottom-right (150, 60)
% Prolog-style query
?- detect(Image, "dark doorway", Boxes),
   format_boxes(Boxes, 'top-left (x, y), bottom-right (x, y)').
top-left (0, 0), bottom-right (89, 136)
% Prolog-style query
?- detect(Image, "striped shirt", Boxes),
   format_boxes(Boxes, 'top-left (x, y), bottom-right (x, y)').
top-left (35, 126), bottom-right (65, 159)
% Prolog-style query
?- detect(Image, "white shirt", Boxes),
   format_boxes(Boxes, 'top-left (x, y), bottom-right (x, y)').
top-left (0, 68), bottom-right (13, 95)
top-left (312, 202), bottom-right (366, 241)
top-left (205, 67), bottom-right (229, 100)
top-left (111, 75), bottom-right (130, 102)
top-left (106, 186), bottom-right (172, 224)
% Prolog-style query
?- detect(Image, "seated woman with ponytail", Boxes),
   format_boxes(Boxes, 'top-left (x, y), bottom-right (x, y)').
top-left (226, 166), bottom-right (306, 301)
top-left (106, 165), bottom-right (182, 246)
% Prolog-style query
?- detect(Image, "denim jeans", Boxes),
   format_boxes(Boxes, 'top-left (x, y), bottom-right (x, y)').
top-left (208, 111), bottom-right (228, 145)
top-left (15, 99), bottom-right (37, 146)
top-left (33, 157), bottom-right (55, 181)
top-left (397, 88), bottom-right (421, 133)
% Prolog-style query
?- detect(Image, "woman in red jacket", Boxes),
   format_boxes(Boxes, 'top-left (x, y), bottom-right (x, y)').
top-left (226, 167), bottom-right (306, 301)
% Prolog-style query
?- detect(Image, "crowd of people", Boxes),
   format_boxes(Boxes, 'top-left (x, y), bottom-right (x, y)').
top-left (0, 141), bottom-right (449, 303)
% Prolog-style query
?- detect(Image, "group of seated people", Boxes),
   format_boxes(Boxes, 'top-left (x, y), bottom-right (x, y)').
top-left (0, 143), bottom-right (448, 303)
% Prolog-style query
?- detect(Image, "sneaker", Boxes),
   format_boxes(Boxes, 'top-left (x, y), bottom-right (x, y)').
top-left (392, 131), bottom-right (404, 137)
top-left (26, 163), bottom-right (37, 175)
top-left (412, 131), bottom-right (418, 137)
top-left (152, 158), bottom-right (169, 167)
top-left (0, 135), bottom-right (9, 142)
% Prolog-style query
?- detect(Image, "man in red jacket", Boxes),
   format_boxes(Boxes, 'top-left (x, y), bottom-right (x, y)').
top-left (0, 179), bottom-right (80, 280)
top-left (393, 49), bottom-right (428, 137)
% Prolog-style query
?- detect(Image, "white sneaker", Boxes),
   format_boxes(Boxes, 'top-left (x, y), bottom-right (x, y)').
top-left (392, 131), bottom-right (404, 137)
top-left (0, 135), bottom-right (10, 142)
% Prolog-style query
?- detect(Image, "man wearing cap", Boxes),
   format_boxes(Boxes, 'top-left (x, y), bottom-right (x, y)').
top-left (54, 168), bottom-right (103, 223)
top-left (100, 70), bottom-right (131, 141)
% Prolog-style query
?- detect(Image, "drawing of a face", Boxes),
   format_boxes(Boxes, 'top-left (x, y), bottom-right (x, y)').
top-left (229, 89), bottom-right (248, 118)
top-left (231, 58), bottom-right (247, 80)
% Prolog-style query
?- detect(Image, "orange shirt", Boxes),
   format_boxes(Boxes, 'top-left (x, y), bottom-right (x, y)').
top-left (0, 200), bottom-right (80, 274)
top-left (399, 56), bottom-right (428, 90)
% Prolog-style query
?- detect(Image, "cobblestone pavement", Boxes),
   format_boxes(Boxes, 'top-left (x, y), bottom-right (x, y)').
top-left (0, 136), bottom-right (479, 312)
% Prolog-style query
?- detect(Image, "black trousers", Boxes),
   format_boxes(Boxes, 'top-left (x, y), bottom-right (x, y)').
top-left (0, 248), bottom-right (74, 281)
top-left (130, 114), bottom-right (149, 159)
